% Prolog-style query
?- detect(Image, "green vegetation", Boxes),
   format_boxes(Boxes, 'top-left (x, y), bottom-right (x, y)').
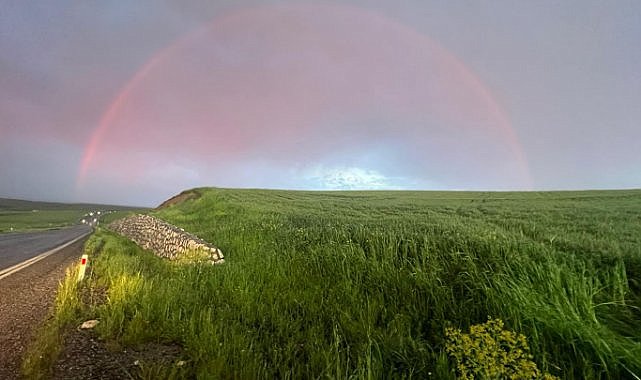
top-left (0, 209), bottom-right (89, 232)
top-left (29, 189), bottom-right (641, 378)
top-left (22, 264), bottom-right (85, 380)
top-left (0, 197), bottom-right (143, 232)
top-left (99, 210), bottom-right (139, 225)
top-left (445, 318), bottom-right (557, 379)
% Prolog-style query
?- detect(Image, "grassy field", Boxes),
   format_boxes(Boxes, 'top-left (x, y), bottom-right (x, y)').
top-left (0, 197), bottom-right (142, 232)
top-left (27, 188), bottom-right (641, 379)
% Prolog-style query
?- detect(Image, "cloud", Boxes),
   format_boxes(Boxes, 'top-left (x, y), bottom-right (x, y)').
top-left (304, 166), bottom-right (401, 190)
top-left (0, 137), bottom-right (81, 202)
top-left (3, 1), bottom-right (640, 206)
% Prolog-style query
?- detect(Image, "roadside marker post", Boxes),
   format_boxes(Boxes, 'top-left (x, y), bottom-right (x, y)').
top-left (77, 254), bottom-right (89, 282)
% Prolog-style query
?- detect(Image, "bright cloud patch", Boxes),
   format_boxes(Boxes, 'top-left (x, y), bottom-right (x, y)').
top-left (305, 166), bottom-right (400, 190)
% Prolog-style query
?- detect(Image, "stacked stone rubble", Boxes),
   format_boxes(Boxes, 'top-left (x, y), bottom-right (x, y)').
top-left (109, 214), bottom-right (224, 264)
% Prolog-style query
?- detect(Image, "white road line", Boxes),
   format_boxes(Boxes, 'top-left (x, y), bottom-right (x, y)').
top-left (0, 232), bottom-right (92, 281)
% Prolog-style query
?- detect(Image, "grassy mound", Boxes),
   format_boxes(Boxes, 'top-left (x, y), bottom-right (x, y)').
top-left (29, 189), bottom-right (641, 378)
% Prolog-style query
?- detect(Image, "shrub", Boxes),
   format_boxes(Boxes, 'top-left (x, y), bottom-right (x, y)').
top-left (445, 318), bottom-right (557, 380)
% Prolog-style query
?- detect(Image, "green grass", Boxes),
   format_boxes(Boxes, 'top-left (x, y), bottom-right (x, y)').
top-left (30, 188), bottom-right (641, 379)
top-left (99, 210), bottom-right (140, 225)
top-left (0, 209), bottom-right (90, 232)
top-left (0, 197), bottom-right (144, 232)
top-left (23, 261), bottom-right (88, 380)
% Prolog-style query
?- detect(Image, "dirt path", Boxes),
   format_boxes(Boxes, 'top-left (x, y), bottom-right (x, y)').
top-left (0, 237), bottom-right (87, 379)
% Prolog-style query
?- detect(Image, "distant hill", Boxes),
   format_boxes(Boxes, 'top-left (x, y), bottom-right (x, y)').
top-left (0, 197), bottom-right (141, 212)
top-left (0, 197), bottom-right (145, 233)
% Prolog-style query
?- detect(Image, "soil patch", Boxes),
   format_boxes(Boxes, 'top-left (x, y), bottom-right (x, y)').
top-left (53, 328), bottom-right (184, 380)
top-left (155, 190), bottom-right (201, 210)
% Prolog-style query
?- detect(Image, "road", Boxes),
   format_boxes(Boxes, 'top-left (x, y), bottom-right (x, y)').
top-left (0, 225), bottom-right (92, 273)
top-left (0, 225), bottom-right (92, 379)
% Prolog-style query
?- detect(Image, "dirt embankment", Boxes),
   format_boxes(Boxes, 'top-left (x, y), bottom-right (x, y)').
top-left (155, 189), bottom-right (201, 210)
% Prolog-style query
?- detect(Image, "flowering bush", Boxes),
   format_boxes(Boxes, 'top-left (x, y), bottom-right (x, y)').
top-left (445, 318), bottom-right (557, 380)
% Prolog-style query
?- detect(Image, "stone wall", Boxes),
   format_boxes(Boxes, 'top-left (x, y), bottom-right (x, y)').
top-left (109, 214), bottom-right (224, 264)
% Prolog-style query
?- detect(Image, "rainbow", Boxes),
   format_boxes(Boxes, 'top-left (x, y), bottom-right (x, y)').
top-left (76, 3), bottom-right (532, 190)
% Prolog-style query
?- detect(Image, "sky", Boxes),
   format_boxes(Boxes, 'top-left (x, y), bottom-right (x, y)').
top-left (1, 1), bottom-right (640, 206)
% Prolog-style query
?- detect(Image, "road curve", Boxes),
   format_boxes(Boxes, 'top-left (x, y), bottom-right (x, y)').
top-left (0, 225), bottom-right (92, 273)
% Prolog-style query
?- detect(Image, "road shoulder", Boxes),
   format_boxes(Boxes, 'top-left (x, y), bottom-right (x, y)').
top-left (0, 237), bottom-right (88, 379)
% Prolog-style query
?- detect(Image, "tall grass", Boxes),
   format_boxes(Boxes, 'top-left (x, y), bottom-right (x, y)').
top-left (37, 189), bottom-right (641, 378)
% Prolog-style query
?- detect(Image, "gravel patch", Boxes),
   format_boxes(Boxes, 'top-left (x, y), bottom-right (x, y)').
top-left (0, 237), bottom-right (87, 380)
top-left (52, 329), bottom-right (183, 380)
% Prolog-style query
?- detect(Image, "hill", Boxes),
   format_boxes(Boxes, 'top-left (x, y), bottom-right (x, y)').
top-left (27, 188), bottom-right (641, 379)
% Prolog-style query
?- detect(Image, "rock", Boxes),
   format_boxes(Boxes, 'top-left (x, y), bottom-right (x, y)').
top-left (108, 214), bottom-right (224, 264)
top-left (80, 320), bottom-right (99, 329)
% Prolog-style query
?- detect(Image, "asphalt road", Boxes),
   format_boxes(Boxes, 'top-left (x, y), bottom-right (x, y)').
top-left (0, 225), bottom-right (92, 272)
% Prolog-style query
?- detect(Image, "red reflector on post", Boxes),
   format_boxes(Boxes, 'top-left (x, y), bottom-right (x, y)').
top-left (77, 254), bottom-right (89, 282)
